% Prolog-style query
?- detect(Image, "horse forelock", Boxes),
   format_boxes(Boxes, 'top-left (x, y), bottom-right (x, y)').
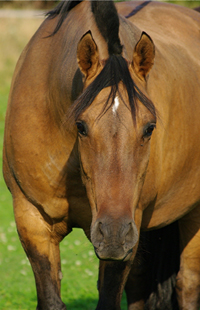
top-left (69, 55), bottom-right (156, 122)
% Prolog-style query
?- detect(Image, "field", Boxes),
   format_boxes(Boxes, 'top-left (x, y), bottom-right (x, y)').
top-left (0, 2), bottom-right (200, 310)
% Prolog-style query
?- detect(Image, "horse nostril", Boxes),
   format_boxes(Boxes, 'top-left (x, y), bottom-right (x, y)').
top-left (93, 221), bottom-right (104, 245)
top-left (124, 222), bottom-right (138, 248)
top-left (125, 223), bottom-right (133, 241)
top-left (91, 218), bottom-right (138, 261)
top-left (99, 222), bottom-right (103, 235)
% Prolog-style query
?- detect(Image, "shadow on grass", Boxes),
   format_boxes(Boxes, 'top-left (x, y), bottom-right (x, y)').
top-left (65, 297), bottom-right (97, 310)
top-left (64, 293), bottom-right (127, 310)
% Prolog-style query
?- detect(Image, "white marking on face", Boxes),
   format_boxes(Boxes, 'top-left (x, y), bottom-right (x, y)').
top-left (112, 96), bottom-right (120, 115)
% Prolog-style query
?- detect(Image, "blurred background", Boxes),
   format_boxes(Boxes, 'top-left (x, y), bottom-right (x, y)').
top-left (0, 1), bottom-right (200, 309)
top-left (0, 0), bottom-right (200, 9)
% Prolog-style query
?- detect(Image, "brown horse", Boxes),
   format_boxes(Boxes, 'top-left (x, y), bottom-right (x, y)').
top-left (3, 0), bottom-right (200, 309)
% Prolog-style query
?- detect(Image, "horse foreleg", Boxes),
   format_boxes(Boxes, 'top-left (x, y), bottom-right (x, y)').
top-left (13, 192), bottom-right (67, 310)
top-left (96, 259), bottom-right (133, 310)
top-left (176, 206), bottom-right (200, 309)
top-left (124, 250), bottom-right (146, 310)
top-left (125, 223), bottom-right (180, 310)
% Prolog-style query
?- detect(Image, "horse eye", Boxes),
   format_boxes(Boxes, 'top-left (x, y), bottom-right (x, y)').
top-left (143, 124), bottom-right (156, 138)
top-left (76, 121), bottom-right (87, 136)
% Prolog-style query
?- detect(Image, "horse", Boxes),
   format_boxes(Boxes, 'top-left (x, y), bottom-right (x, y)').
top-left (3, 0), bottom-right (200, 309)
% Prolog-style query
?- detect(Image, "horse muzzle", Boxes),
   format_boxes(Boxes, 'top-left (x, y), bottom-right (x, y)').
top-left (91, 217), bottom-right (139, 261)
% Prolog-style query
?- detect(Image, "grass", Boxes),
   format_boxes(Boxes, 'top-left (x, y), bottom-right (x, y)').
top-left (168, 1), bottom-right (200, 8)
top-left (0, 2), bottom-right (200, 309)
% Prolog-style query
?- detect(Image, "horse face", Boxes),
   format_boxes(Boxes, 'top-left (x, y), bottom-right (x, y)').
top-left (76, 89), bottom-right (155, 260)
top-left (76, 32), bottom-right (156, 261)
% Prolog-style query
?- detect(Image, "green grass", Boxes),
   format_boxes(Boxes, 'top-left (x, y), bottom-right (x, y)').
top-left (167, 1), bottom-right (200, 8)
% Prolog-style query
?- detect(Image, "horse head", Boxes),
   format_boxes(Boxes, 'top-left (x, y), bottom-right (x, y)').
top-left (73, 31), bottom-right (156, 261)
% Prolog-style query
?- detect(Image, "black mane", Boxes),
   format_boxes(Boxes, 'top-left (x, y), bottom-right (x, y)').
top-left (46, 0), bottom-right (122, 53)
top-left (70, 55), bottom-right (156, 122)
top-left (91, 1), bottom-right (122, 55)
top-left (46, 0), bottom-right (83, 36)
top-left (125, 1), bottom-right (151, 19)
top-left (47, 0), bottom-right (156, 122)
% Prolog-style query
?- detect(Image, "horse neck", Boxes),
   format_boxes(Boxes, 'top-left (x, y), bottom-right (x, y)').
top-left (117, 14), bottom-right (142, 61)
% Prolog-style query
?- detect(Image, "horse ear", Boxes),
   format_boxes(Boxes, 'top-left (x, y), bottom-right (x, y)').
top-left (77, 31), bottom-right (99, 79)
top-left (133, 32), bottom-right (155, 80)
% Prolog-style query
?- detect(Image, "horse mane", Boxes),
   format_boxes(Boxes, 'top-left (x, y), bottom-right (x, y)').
top-left (91, 1), bottom-right (123, 55)
top-left (125, 1), bottom-right (151, 19)
top-left (70, 54), bottom-right (156, 122)
top-left (47, 0), bottom-right (156, 121)
top-left (46, 0), bottom-right (83, 36)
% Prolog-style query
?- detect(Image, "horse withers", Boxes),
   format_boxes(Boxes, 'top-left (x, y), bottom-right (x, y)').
top-left (3, 0), bottom-right (200, 309)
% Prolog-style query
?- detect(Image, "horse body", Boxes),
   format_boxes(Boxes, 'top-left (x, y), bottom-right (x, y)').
top-left (128, 2), bottom-right (200, 228)
top-left (3, 1), bottom-right (200, 309)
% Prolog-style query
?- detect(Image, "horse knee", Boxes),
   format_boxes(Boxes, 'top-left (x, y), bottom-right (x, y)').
top-left (176, 269), bottom-right (200, 309)
top-left (177, 210), bottom-right (200, 309)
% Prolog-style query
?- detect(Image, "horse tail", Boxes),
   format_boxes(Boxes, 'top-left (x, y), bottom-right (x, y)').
top-left (141, 221), bottom-right (180, 309)
top-left (91, 0), bottom-right (123, 56)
